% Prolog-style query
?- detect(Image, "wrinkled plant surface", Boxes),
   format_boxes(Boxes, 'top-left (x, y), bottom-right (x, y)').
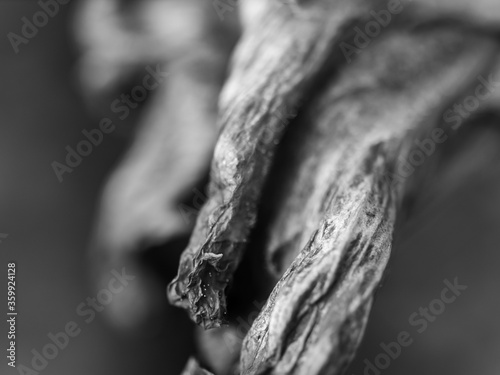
top-left (80, 0), bottom-right (500, 374)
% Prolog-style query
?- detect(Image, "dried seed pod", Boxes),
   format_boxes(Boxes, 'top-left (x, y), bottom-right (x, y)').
top-left (239, 28), bottom-right (498, 375)
top-left (167, 0), bottom-right (405, 330)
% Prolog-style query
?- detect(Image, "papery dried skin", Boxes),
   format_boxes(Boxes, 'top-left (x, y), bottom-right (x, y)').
top-left (240, 29), bottom-right (498, 375)
top-left (167, 0), bottom-right (400, 330)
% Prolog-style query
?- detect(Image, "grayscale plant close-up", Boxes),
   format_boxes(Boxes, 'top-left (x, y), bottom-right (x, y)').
top-left (2, 1), bottom-right (500, 375)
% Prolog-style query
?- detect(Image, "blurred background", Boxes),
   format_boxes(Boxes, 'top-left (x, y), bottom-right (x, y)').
top-left (1, 1), bottom-right (500, 375)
